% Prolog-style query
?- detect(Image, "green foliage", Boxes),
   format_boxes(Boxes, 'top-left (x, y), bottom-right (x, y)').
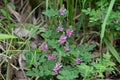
top-left (77, 53), bottom-right (115, 79)
top-left (26, 50), bottom-right (55, 79)
top-left (25, 43), bottom-right (115, 79)
top-left (57, 66), bottom-right (78, 80)
top-left (42, 8), bottom-right (68, 17)
top-left (81, 52), bottom-right (94, 63)
top-left (42, 9), bottom-right (59, 17)
top-left (73, 44), bottom-right (95, 63)
top-left (25, 26), bottom-right (99, 79)
top-left (91, 52), bottom-right (115, 78)
top-left (41, 30), bottom-right (60, 39)
top-left (0, 9), bottom-right (10, 19)
top-left (77, 63), bottom-right (94, 80)
top-left (82, 8), bottom-right (100, 22)
top-left (68, 44), bottom-right (95, 63)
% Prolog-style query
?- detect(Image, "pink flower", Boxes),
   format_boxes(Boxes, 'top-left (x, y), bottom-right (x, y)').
top-left (75, 58), bottom-right (83, 64)
top-left (41, 42), bottom-right (48, 51)
top-left (46, 54), bottom-right (57, 60)
top-left (57, 26), bottom-right (63, 32)
top-left (66, 29), bottom-right (73, 37)
top-left (64, 46), bottom-right (69, 52)
top-left (53, 63), bottom-right (62, 74)
top-left (59, 7), bottom-right (66, 16)
top-left (58, 34), bottom-right (67, 44)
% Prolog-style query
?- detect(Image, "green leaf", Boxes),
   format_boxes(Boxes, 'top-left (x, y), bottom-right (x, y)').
top-left (77, 43), bottom-right (96, 52)
top-left (93, 63), bottom-right (106, 72)
top-left (77, 63), bottom-right (93, 79)
top-left (47, 39), bottom-right (59, 49)
top-left (81, 52), bottom-right (94, 63)
top-left (26, 70), bottom-right (35, 76)
top-left (57, 66), bottom-right (78, 80)
top-left (42, 9), bottom-right (59, 17)
top-left (76, 44), bottom-right (95, 63)
top-left (0, 34), bottom-right (17, 39)
top-left (102, 53), bottom-right (115, 67)
top-left (103, 52), bottom-right (111, 60)
top-left (0, 9), bottom-right (10, 19)
top-left (41, 30), bottom-right (52, 39)
top-left (26, 68), bottom-right (39, 76)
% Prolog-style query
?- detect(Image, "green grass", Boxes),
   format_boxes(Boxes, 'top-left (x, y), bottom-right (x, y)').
top-left (100, 0), bottom-right (115, 55)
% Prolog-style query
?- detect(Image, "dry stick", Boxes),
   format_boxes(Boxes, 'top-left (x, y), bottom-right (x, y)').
top-left (35, 76), bottom-right (39, 80)
top-left (0, 73), bottom-right (5, 80)
top-left (7, 58), bottom-right (13, 80)
top-left (10, 63), bottom-right (19, 71)
top-left (21, 68), bottom-right (28, 80)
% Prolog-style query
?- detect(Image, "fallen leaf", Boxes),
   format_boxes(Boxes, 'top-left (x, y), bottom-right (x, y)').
top-left (18, 53), bottom-right (26, 69)
top-left (14, 27), bottom-right (31, 38)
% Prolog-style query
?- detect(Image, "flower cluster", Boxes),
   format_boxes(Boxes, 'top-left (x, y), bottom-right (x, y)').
top-left (41, 42), bottom-right (48, 51)
top-left (46, 54), bottom-right (57, 60)
top-left (66, 29), bottom-right (73, 37)
top-left (59, 7), bottom-right (66, 16)
top-left (64, 46), bottom-right (69, 52)
top-left (57, 26), bottom-right (63, 32)
top-left (57, 27), bottom-right (73, 44)
top-left (75, 58), bottom-right (83, 64)
top-left (53, 63), bottom-right (62, 74)
top-left (58, 34), bottom-right (67, 44)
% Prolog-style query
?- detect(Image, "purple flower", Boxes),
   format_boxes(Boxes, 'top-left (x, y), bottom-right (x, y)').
top-left (66, 29), bottom-right (73, 37)
top-left (59, 7), bottom-right (66, 16)
top-left (64, 46), bottom-right (69, 52)
top-left (53, 63), bottom-right (62, 74)
top-left (58, 34), bottom-right (67, 44)
top-left (75, 58), bottom-right (83, 64)
top-left (41, 42), bottom-right (48, 51)
top-left (57, 26), bottom-right (63, 32)
top-left (46, 54), bottom-right (57, 60)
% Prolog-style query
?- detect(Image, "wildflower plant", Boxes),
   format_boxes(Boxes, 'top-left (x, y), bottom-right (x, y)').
top-left (0, 0), bottom-right (119, 80)
top-left (25, 5), bottom-right (115, 80)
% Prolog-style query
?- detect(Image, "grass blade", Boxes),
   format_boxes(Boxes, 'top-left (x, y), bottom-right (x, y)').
top-left (0, 34), bottom-right (17, 39)
top-left (100, 0), bottom-right (115, 54)
top-left (104, 39), bottom-right (120, 63)
top-left (100, 0), bottom-right (115, 40)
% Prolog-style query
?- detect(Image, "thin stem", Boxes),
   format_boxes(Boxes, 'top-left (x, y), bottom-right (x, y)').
top-left (0, 72), bottom-right (6, 80)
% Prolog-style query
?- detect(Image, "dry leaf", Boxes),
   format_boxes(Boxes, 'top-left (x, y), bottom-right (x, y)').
top-left (14, 27), bottom-right (31, 38)
top-left (30, 34), bottom-right (42, 49)
top-left (15, 70), bottom-right (28, 80)
top-left (7, 4), bottom-right (21, 22)
top-left (0, 44), bottom-right (5, 52)
top-left (18, 53), bottom-right (26, 69)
